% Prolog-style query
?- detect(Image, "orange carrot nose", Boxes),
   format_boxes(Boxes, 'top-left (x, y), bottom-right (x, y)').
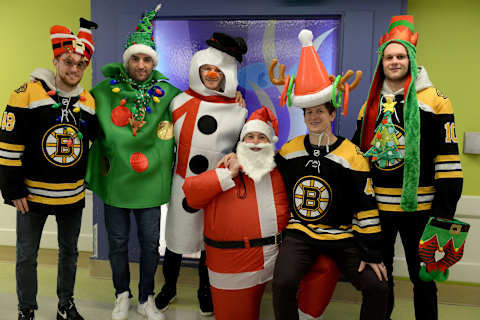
top-left (207, 71), bottom-right (218, 79)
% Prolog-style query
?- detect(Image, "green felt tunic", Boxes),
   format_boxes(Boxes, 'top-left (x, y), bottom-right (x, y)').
top-left (86, 63), bottom-right (181, 208)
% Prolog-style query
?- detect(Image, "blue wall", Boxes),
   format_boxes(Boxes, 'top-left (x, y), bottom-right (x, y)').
top-left (91, 0), bottom-right (407, 261)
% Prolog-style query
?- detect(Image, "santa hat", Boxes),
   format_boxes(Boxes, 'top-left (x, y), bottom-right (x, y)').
top-left (281, 29), bottom-right (334, 108)
top-left (359, 15), bottom-right (421, 212)
top-left (240, 106), bottom-right (279, 143)
top-left (50, 18), bottom-right (97, 65)
top-left (122, 4), bottom-right (161, 69)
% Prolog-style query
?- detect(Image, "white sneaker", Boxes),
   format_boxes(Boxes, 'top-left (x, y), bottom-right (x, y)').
top-left (112, 291), bottom-right (130, 320)
top-left (137, 296), bottom-right (165, 320)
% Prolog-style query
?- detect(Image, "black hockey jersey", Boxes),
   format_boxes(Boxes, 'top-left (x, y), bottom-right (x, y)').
top-left (276, 135), bottom-right (382, 262)
top-left (353, 86), bottom-right (463, 218)
top-left (0, 74), bottom-right (97, 214)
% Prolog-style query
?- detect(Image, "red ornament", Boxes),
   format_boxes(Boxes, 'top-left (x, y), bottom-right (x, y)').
top-left (111, 106), bottom-right (131, 127)
top-left (79, 96), bottom-right (86, 101)
top-left (372, 156), bottom-right (377, 161)
top-left (382, 119), bottom-right (387, 125)
top-left (47, 90), bottom-right (56, 96)
top-left (130, 152), bottom-right (148, 173)
top-left (376, 133), bottom-right (382, 139)
top-left (120, 98), bottom-right (127, 106)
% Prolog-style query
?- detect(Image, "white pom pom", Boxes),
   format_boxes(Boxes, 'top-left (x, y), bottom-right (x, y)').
top-left (298, 29), bottom-right (313, 47)
top-left (273, 136), bottom-right (279, 143)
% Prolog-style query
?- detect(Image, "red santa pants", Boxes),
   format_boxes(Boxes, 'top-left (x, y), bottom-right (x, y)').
top-left (211, 283), bottom-right (267, 320)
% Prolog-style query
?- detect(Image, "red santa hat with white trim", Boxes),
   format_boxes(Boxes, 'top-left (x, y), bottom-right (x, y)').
top-left (281, 29), bottom-right (333, 108)
top-left (50, 18), bottom-right (98, 65)
top-left (240, 106), bottom-right (279, 143)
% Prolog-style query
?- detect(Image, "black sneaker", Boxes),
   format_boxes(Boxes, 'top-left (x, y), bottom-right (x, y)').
top-left (18, 309), bottom-right (34, 320)
top-left (57, 300), bottom-right (84, 320)
top-left (155, 285), bottom-right (177, 312)
top-left (197, 286), bottom-right (214, 316)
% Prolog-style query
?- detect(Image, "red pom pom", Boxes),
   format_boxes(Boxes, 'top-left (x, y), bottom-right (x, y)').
top-left (111, 106), bottom-right (131, 127)
top-left (130, 152), bottom-right (148, 173)
top-left (47, 90), bottom-right (56, 96)
top-left (133, 41), bottom-right (136, 45)
top-left (376, 133), bottom-right (382, 139)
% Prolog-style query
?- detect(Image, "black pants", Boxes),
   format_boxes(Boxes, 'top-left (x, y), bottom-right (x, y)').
top-left (381, 211), bottom-right (438, 320)
top-left (162, 247), bottom-right (210, 291)
top-left (272, 234), bottom-right (388, 320)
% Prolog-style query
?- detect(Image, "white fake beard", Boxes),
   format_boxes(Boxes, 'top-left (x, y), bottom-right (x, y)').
top-left (237, 141), bottom-right (276, 183)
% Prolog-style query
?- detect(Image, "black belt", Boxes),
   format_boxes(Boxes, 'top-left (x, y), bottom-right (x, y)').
top-left (430, 218), bottom-right (470, 233)
top-left (52, 41), bottom-right (92, 56)
top-left (204, 232), bottom-right (283, 249)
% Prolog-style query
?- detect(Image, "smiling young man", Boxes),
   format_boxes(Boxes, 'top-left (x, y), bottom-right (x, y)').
top-left (0, 19), bottom-right (97, 320)
top-left (353, 16), bottom-right (463, 320)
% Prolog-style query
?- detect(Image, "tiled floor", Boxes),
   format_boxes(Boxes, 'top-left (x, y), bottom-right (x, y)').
top-left (1, 260), bottom-right (480, 319)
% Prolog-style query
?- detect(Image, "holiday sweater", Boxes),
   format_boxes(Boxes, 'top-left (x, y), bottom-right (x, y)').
top-left (276, 135), bottom-right (382, 263)
top-left (86, 63), bottom-right (181, 208)
top-left (0, 68), bottom-right (97, 213)
top-left (353, 67), bottom-right (463, 218)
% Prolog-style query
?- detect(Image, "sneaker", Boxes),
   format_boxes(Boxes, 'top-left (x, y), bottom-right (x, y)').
top-left (197, 286), bottom-right (214, 316)
top-left (57, 299), bottom-right (84, 320)
top-left (137, 295), bottom-right (165, 320)
top-left (112, 291), bottom-right (130, 320)
top-left (154, 285), bottom-right (176, 312)
top-left (18, 309), bottom-right (34, 320)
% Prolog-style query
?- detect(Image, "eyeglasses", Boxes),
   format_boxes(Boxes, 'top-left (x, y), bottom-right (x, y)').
top-left (200, 66), bottom-right (224, 75)
top-left (60, 58), bottom-right (88, 70)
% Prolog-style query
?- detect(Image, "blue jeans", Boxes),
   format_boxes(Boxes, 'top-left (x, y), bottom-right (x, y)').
top-left (16, 208), bottom-right (82, 310)
top-left (104, 204), bottom-right (161, 303)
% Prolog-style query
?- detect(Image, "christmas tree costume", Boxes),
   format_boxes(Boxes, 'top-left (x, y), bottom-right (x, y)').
top-left (86, 6), bottom-right (181, 208)
top-left (86, 63), bottom-right (180, 208)
top-left (418, 217), bottom-right (470, 282)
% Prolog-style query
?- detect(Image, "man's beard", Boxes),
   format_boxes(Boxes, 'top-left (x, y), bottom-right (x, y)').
top-left (237, 141), bottom-right (276, 183)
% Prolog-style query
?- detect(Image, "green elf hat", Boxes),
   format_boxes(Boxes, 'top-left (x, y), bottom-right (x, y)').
top-left (122, 4), bottom-right (162, 69)
top-left (418, 217), bottom-right (470, 282)
top-left (359, 15), bottom-right (420, 212)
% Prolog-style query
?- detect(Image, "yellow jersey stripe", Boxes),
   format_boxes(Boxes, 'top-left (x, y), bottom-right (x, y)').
top-left (0, 158), bottom-right (22, 166)
top-left (29, 192), bottom-right (85, 205)
top-left (0, 142), bottom-right (25, 151)
top-left (356, 209), bottom-right (379, 219)
top-left (374, 186), bottom-right (435, 195)
top-left (434, 154), bottom-right (461, 163)
top-left (435, 171), bottom-right (463, 179)
top-left (287, 223), bottom-right (354, 240)
top-left (24, 179), bottom-right (85, 190)
top-left (352, 225), bottom-right (382, 234)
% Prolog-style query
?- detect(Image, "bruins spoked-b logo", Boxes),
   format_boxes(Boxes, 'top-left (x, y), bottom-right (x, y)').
top-left (293, 176), bottom-right (332, 221)
top-left (42, 124), bottom-right (83, 167)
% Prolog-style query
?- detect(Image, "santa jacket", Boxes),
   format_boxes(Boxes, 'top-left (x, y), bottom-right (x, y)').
top-left (183, 167), bottom-right (290, 289)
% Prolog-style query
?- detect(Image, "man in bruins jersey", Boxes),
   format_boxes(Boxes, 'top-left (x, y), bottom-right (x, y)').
top-left (352, 16), bottom-right (463, 320)
top-left (273, 101), bottom-right (388, 320)
top-left (0, 19), bottom-right (98, 320)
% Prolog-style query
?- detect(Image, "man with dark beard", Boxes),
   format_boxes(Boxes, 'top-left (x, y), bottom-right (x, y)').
top-left (181, 106), bottom-right (290, 320)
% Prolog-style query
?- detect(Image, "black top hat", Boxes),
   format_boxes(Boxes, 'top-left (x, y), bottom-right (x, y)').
top-left (206, 32), bottom-right (248, 63)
